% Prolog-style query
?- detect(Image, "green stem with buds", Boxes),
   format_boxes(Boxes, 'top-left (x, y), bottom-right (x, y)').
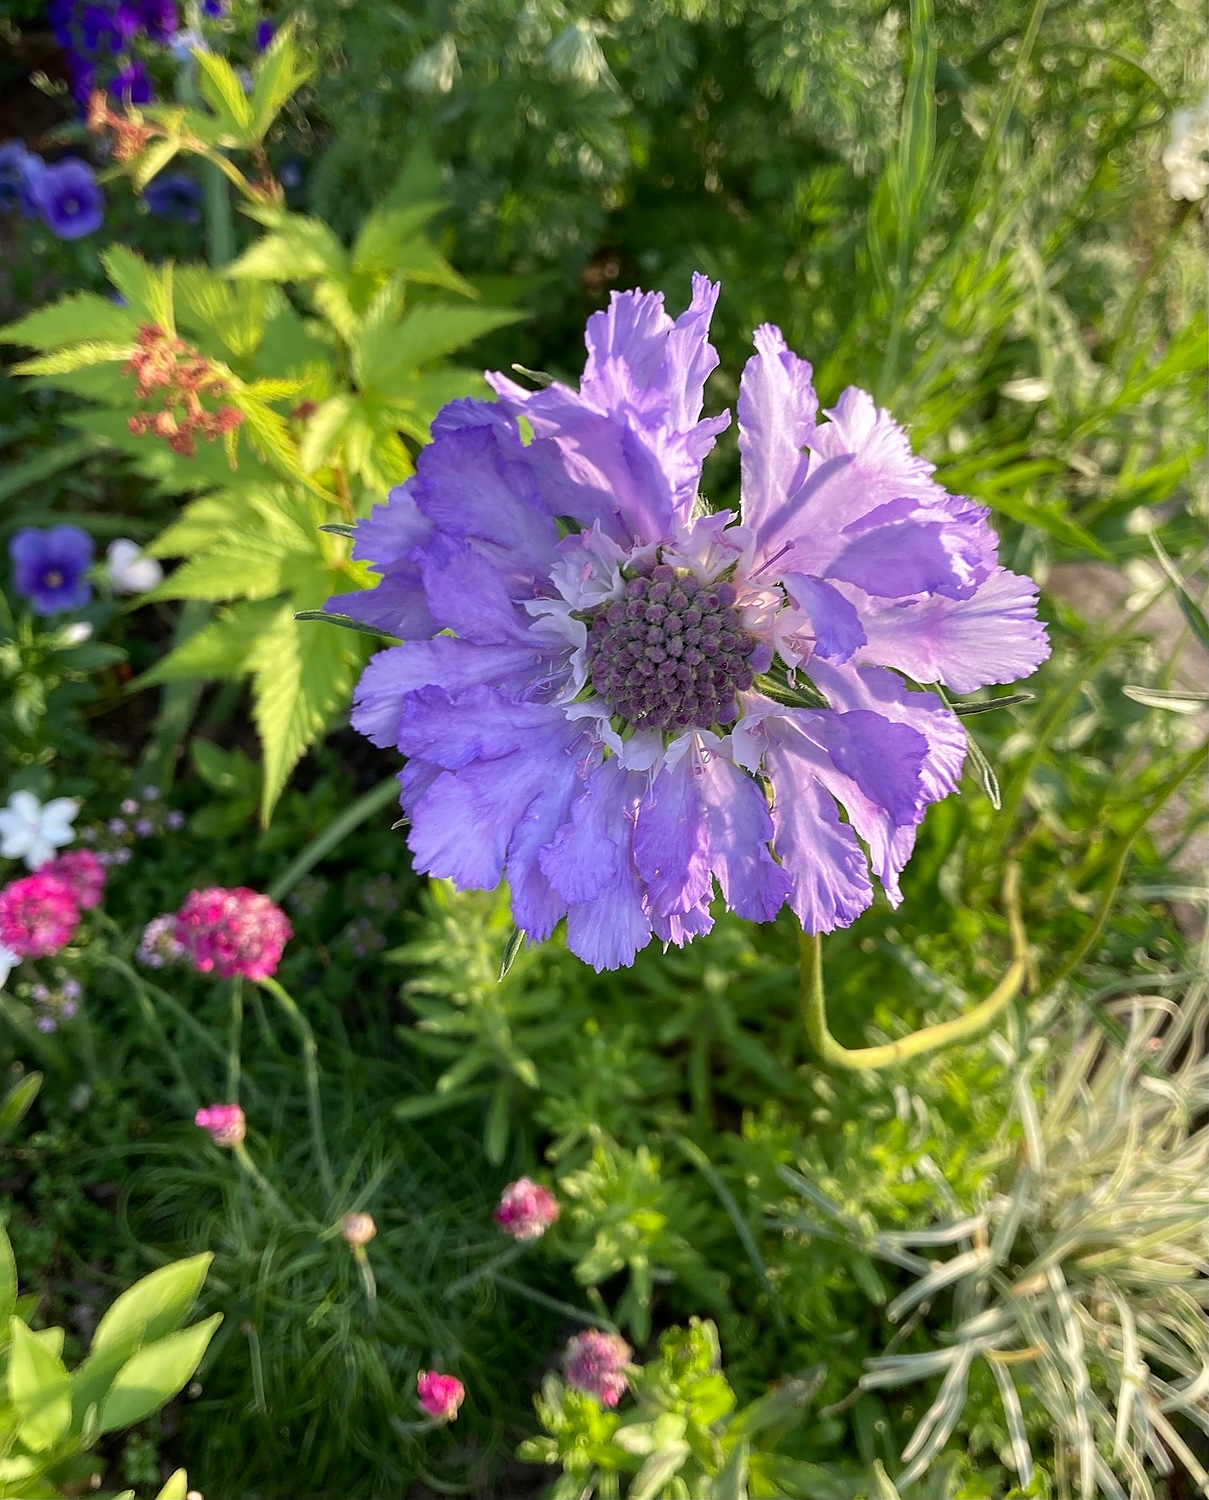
top-left (801, 863), bottom-right (1027, 1070)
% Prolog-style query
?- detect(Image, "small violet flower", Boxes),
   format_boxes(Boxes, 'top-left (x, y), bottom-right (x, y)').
top-left (0, 790), bottom-right (79, 869)
top-left (110, 60), bottom-right (153, 105)
top-left (0, 142), bottom-right (43, 214)
top-left (329, 279), bottom-right (1050, 971)
top-left (9, 526), bottom-right (94, 615)
top-left (563, 1330), bottom-right (631, 1407)
top-left (253, 17), bottom-right (274, 50)
top-left (416, 1370), bottom-right (464, 1423)
top-left (174, 887), bottom-right (292, 980)
top-left (107, 537), bottom-right (164, 594)
top-left (137, 913), bottom-right (185, 968)
top-left (0, 872), bottom-right (80, 959)
top-left (42, 848), bottom-right (106, 909)
top-left (494, 1177), bottom-right (559, 1241)
top-left (28, 158), bottom-right (105, 240)
top-left (141, 172), bottom-right (204, 225)
top-left (194, 1102), bottom-right (246, 1147)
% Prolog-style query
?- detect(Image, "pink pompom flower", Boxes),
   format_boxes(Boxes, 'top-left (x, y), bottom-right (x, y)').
top-left (563, 1330), bottom-right (632, 1407)
top-left (417, 1370), bottom-right (465, 1423)
top-left (494, 1177), bottom-right (560, 1242)
top-left (194, 1103), bottom-right (246, 1147)
top-left (42, 848), bottom-right (106, 909)
top-left (174, 887), bottom-right (292, 981)
top-left (0, 872), bottom-right (80, 959)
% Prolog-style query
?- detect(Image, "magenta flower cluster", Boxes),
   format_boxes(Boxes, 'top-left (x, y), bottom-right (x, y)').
top-left (0, 851), bottom-right (105, 961)
top-left (330, 277), bottom-right (1050, 971)
top-left (563, 1330), bottom-right (632, 1407)
top-left (494, 1177), bottom-right (560, 1241)
top-left (173, 887), bottom-right (292, 980)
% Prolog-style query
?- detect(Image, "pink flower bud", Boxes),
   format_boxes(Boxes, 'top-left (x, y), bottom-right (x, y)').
top-left (416, 1370), bottom-right (464, 1423)
top-left (493, 1177), bottom-right (560, 1242)
top-left (42, 848), bottom-right (106, 909)
top-left (563, 1330), bottom-right (631, 1407)
top-left (174, 887), bottom-right (291, 981)
top-left (341, 1212), bottom-right (377, 1247)
top-left (0, 872), bottom-right (80, 958)
top-left (194, 1103), bottom-right (246, 1147)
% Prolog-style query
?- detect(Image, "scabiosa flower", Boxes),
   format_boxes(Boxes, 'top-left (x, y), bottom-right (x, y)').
top-left (137, 913), bottom-right (185, 968)
top-left (28, 158), bottom-right (105, 240)
top-left (331, 279), bottom-right (1049, 971)
top-left (416, 1370), bottom-right (464, 1423)
top-left (42, 849), bottom-right (106, 909)
top-left (9, 526), bottom-right (94, 615)
top-left (0, 873), bottom-right (80, 959)
top-left (175, 887), bottom-right (291, 980)
top-left (141, 171), bottom-right (204, 223)
top-left (194, 1102), bottom-right (246, 1146)
top-left (494, 1177), bottom-right (560, 1241)
top-left (563, 1330), bottom-right (631, 1407)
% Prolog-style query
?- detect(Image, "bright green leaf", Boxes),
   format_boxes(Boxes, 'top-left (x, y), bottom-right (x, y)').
top-left (137, 600), bottom-right (283, 687)
top-left (97, 1314), bottom-right (222, 1433)
top-left (195, 49), bottom-right (256, 138)
top-left (0, 293), bottom-right (137, 350)
top-left (7, 1318), bottom-right (71, 1452)
top-left (91, 1253), bottom-right (213, 1362)
top-left (0, 1225), bottom-right (16, 1330)
top-left (0, 1071), bottom-right (42, 1146)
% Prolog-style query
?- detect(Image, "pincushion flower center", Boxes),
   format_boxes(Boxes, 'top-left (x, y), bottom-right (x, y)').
top-left (583, 560), bottom-right (758, 734)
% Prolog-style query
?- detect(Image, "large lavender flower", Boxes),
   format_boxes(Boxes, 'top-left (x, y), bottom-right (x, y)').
top-left (330, 279), bottom-right (1049, 970)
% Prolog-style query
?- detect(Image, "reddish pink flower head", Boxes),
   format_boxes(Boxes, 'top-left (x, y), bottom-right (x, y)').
top-left (0, 872), bottom-right (80, 958)
top-left (174, 886), bottom-right (291, 981)
top-left (194, 1103), bottom-right (246, 1147)
top-left (42, 848), bottom-right (106, 909)
top-left (563, 1330), bottom-right (632, 1407)
top-left (417, 1370), bottom-right (464, 1423)
top-left (494, 1176), bottom-right (560, 1242)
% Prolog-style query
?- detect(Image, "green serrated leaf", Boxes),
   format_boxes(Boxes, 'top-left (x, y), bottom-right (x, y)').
top-left (132, 138), bottom-right (184, 192)
top-left (250, 604), bottom-right (361, 821)
top-left (12, 341), bottom-right (134, 377)
top-left (228, 216), bottom-right (348, 284)
top-left (195, 49), bottom-right (256, 138)
top-left (147, 533), bottom-right (295, 603)
top-left (0, 293), bottom-right (137, 350)
top-left (248, 24), bottom-right (315, 142)
top-left (100, 245), bottom-right (175, 332)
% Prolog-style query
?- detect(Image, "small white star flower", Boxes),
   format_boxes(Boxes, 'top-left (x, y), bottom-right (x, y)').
top-left (0, 944), bottom-right (19, 988)
top-left (0, 790), bottom-right (80, 869)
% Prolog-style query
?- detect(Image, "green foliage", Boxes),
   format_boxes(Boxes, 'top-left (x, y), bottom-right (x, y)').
top-left (0, 28), bottom-right (520, 822)
top-left (0, 1222), bottom-right (215, 1499)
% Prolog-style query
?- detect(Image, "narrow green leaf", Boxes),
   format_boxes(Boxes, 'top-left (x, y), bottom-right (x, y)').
top-left (499, 925), bottom-right (526, 980)
top-left (97, 1314), bottom-right (222, 1434)
top-left (629, 1441), bottom-right (691, 1500)
top-left (248, 23), bottom-right (314, 141)
top-left (1149, 531), bottom-right (1209, 648)
top-left (318, 522), bottom-right (356, 539)
top-left (294, 609), bottom-right (399, 641)
top-left (1122, 685), bottom-right (1209, 714)
top-left (0, 1224), bottom-right (16, 1330)
top-left (12, 341), bottom-right (133, 377)
top-left (950, 692), bottom-right (1035, 716)
top-left (91, 1254), bottom-right (213, 1361)
top-left (706, 1439), bottom-right (750, 1500)
top-left (965, 730), bottom-right (1001, 810)
top-left (100, 245), bottom-right (175, 332)
top-left (0, 1071), bottom-right (43, 1145)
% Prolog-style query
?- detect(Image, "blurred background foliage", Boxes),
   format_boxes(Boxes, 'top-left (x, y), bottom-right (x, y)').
top-left (0, 0), bottom-right (1206, 1495)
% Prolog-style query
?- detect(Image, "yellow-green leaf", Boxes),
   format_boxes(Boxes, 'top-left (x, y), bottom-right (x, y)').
top-left (7, 1318), bottom-right (71, 1452)
top-left (195, 49), bottom-right (255, 139)
top-left (97, 1315), bottom-right (222, 1434)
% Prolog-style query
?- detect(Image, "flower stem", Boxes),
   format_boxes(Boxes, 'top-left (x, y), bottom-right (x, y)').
top-left (226, 977), bottom-right (243, 1103)
top-left (800, 864), bottom-right (1027, 1071)
top-left (257, 975), bottom-right (336, 1209)
top-left (232, 1141), bottom-right (296, 1223)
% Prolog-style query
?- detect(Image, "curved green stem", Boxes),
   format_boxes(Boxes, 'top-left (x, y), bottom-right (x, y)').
top-left (257, 975), bottom-right (335, 1209)
top-left (802, 864), bottom-right (1027, 1070)
top-left (232, 1142), bottom-right (296, 1223)
top-left (267, 775), bottom-right (399, 903)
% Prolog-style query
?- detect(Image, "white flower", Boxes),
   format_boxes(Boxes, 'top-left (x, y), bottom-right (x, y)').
top-left (57, 622), bottom-right (94, 646)
top-left (0, 945), bottom-right (19, 989)
top-left (0, 790), bottom-right (79, 869)
top-left (406, 35), bottom-right (460, 95)
top-left (1162, 97), bottom-right (1209, 201)
top-left (106, 539), bottom-right (163, 595)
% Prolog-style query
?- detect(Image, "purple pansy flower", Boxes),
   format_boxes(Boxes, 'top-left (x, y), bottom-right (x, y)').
top-left (330, 278), bottom-right (1049, 971)
top-left (202, 0), bottom-right (225, 15)
top-left (253, 16), bottom-right (274, 50)
top-left (10, 526), bottom-right (95, 615)
top-left (29, 158), bottom-right (105, 240)
top-left (143, 170), bottom-right (204, 222)
top-left (0, 142), bottom-right (41, 214)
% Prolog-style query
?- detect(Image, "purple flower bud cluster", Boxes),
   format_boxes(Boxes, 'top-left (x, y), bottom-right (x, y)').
top-left (30, 977), bottom-right (83, 1032)
top-left (79, 785), bottom-right (184, 866)
top-left (585, 565), bottom-right (759, 734)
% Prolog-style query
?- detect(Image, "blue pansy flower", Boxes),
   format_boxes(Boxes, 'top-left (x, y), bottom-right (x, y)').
top-left (329, 280), bottom-right (1049, 970)
top-left (143, 171), bottom-right (204, 222)
top-left (10, 526), bottom-right (95, 615)
top-left (28, 158), bottom-right (105, 240)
